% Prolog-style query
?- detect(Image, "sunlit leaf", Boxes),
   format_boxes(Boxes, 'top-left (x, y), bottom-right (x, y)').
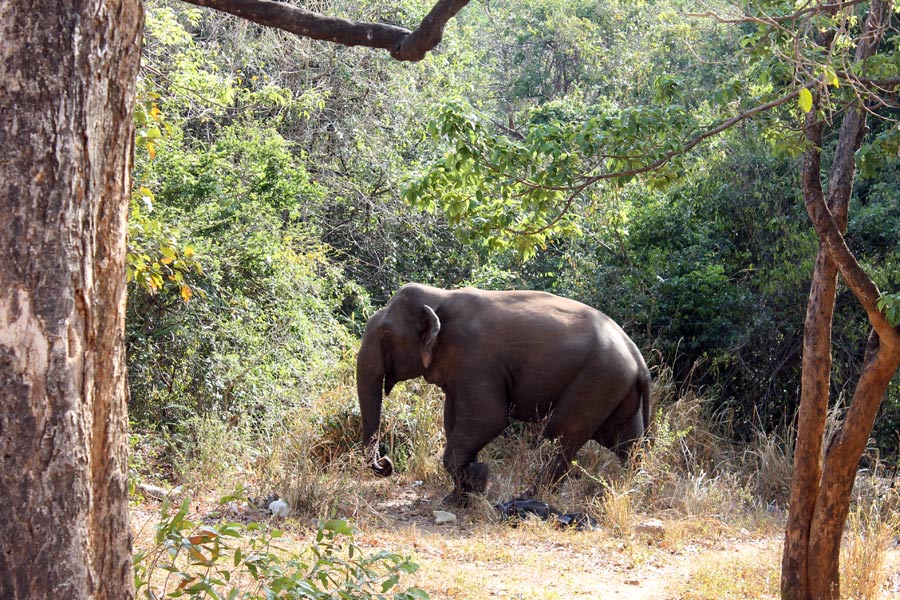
top-left (798, 88), bottom-right (813, 113)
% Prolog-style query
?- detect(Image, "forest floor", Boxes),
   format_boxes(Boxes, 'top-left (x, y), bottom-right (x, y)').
top-left (131, 477), bottom-right (900, 599)
top-left (353, 480), bottom-right (782, 599)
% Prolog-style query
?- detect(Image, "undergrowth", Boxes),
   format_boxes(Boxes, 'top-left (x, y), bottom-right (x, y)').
top-left (131, 363), bottom-right (898, 599)
top-left (134, 489), bottom-right (428, 599)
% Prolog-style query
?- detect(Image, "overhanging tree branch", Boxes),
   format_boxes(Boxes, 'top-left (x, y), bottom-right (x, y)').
top-left (179, 0), bottom-right (470, 61)
top-left (687, 0), bottom-right (869, 26)
top-left (506, 88), bottom-right (804, 236)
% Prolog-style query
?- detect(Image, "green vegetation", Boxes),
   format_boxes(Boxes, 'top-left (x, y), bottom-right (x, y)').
top-left (130, 0), bottom-right (899, 457)
top-left (135, 491), bottom-right (427, 599)
top-left (128, 1), bottom-right (900, 595)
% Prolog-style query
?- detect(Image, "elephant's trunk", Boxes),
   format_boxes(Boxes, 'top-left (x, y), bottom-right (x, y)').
top-left (357, 315), bottom-right (393, 477)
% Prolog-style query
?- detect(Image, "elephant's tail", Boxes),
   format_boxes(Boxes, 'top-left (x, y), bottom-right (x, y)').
top-left (639, 368), bottom-right (652, 436)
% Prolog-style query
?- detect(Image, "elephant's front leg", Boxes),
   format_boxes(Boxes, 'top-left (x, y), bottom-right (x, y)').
top-left (442, 445), bottom-right (490, 506)
top-left (441, 389), bottom-right (506, 506)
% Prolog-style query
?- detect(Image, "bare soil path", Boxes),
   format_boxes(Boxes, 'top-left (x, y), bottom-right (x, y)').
top-left (131, 480), bottom-right (900, 599)
top-left (353, 481), bottom-right (785, 600)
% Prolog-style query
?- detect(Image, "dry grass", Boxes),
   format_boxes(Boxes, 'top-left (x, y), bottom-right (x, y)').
top-left (742, 426), bottom-right (794, 507)
top-left (676, 539), bottom-right (781, 599)
top-left (136, 361), bottom-right (900, 599)
top-left (594, 475), bottom-right (637, 536)
top-left (841, 486), bottom-right (900, 600)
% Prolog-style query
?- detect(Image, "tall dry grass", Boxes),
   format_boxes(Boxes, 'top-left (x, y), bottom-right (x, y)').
top-left (576, 366), bottom-right (760, 529)
top-left (131, 355), bottom-right (900, 600)
top-left (840, 468), bottom-right (900, 600)
top-left (259, 376), bottom-right (449, 519)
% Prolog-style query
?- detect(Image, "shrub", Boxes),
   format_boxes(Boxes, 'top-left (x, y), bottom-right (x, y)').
top-left (134, 490), bottom-right (429, 599)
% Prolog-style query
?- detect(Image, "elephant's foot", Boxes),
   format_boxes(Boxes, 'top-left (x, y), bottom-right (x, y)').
top-left (464, 462), bottom-right (490, 494)
top-left (442, 462), bottom-right (491, 507)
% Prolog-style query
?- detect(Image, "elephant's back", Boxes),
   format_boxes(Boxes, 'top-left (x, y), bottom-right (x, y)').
top-left (440, 286), bottom-right (641, 369)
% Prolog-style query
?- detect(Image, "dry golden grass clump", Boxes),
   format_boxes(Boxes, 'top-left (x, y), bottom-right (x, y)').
top-left (840, 482), bottom-right (900, 600)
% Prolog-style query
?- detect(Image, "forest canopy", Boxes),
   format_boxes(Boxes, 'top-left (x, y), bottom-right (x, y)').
top-left (128, 0), bottom-right (900, 464)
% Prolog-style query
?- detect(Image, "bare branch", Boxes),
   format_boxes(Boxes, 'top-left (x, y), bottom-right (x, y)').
top-left (179, 0), bottom-right (470, 61)
top-left (807, 198), bottom-right (896, 336)
top-left (814, 0), bottom-right (896, 337)
top-left (838, 73), bottom-right (900, 88)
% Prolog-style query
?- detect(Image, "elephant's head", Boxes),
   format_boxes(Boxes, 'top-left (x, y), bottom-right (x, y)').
top-left (357, 292), bottom-right (441, 477)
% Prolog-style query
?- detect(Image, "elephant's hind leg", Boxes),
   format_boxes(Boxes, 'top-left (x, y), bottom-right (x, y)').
top-left (530, 428), bottom-right (595, 495)
top-left (534, 375), bottom-right (632, 493)
top-left (594, 381), bottom-right (645, 461)
top-left (595, 407), bottom-right (644, 461)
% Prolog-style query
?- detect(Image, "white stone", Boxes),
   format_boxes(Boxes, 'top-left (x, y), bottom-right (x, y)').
top-left (634, 518), bottom-right (666, 538)
top-left (433, 510), bottom-right (457, 525)
top-left (269, 499), bottom-right (290, 517)
top-left (138, 483), bottom-right (170, 501)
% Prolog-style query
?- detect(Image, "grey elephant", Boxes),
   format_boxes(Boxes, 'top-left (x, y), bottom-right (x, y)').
top-left (357, 283), bottom-right (651, 505)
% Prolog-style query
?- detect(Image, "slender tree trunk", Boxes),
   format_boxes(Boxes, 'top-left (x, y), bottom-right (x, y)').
top-left (781, 2), bottom-right (894, 597)
top-left (0, 1), bottom-right (143, 598)
top-left (781, 245), bottom-right (837, 599)
top-left (809, 331), bottom-right (900, 598)
top-left (781, 105), bottom-right (850, 600)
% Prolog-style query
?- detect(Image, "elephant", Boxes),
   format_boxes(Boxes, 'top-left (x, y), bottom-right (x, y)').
top-left (357, 283), bottom-right (651, 506)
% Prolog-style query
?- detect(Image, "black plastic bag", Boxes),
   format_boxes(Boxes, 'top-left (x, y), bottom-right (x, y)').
top-left (494, 498), bottom-right (598, 530)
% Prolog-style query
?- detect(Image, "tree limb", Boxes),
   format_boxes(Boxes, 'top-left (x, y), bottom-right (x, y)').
top-left (687, 0), bottom-right (869, 25)
top-left (805, 0), bottom-right (898, 340)
top-left (504, 88), bottom-right (804, 236)
top-left (178, 0), bottom-right (470, 61)
top-left (804, 188), bottom-right (895, 336)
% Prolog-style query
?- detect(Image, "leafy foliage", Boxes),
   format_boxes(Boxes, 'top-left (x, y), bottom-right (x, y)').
top-left (128, 185), bottom-right (203, 301)
top-left (129, 0), bottom-right (900, 483)
top-left (135, 491), bottom-right (428, 599)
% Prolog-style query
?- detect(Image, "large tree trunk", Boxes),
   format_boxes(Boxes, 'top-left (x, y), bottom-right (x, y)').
top-left (0, 1), bottom-right (143, 598)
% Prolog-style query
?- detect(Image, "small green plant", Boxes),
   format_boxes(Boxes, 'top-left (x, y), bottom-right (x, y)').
top-left (134, 489), bottom-right (429, 599)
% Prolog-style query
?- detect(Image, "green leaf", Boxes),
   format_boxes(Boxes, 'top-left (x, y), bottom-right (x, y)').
top-left (798, 88), bottom-right (813, 113)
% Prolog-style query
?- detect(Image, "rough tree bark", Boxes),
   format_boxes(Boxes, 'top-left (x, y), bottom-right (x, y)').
top-left (781, 2), bottom-right (898, 598)
top-left (782, 111), bottom-right (840, 600)
top-left (0, 1), bottom-right (143, 598)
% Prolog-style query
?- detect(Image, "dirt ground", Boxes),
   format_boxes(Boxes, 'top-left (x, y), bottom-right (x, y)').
top-left (131, 479), bottom-right (900, 599)
top-left (356, 481), bottom-right (782, 600)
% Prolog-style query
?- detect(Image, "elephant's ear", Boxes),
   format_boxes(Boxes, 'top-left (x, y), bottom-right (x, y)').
top-left (420, 304), bottom-right (441, 369)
